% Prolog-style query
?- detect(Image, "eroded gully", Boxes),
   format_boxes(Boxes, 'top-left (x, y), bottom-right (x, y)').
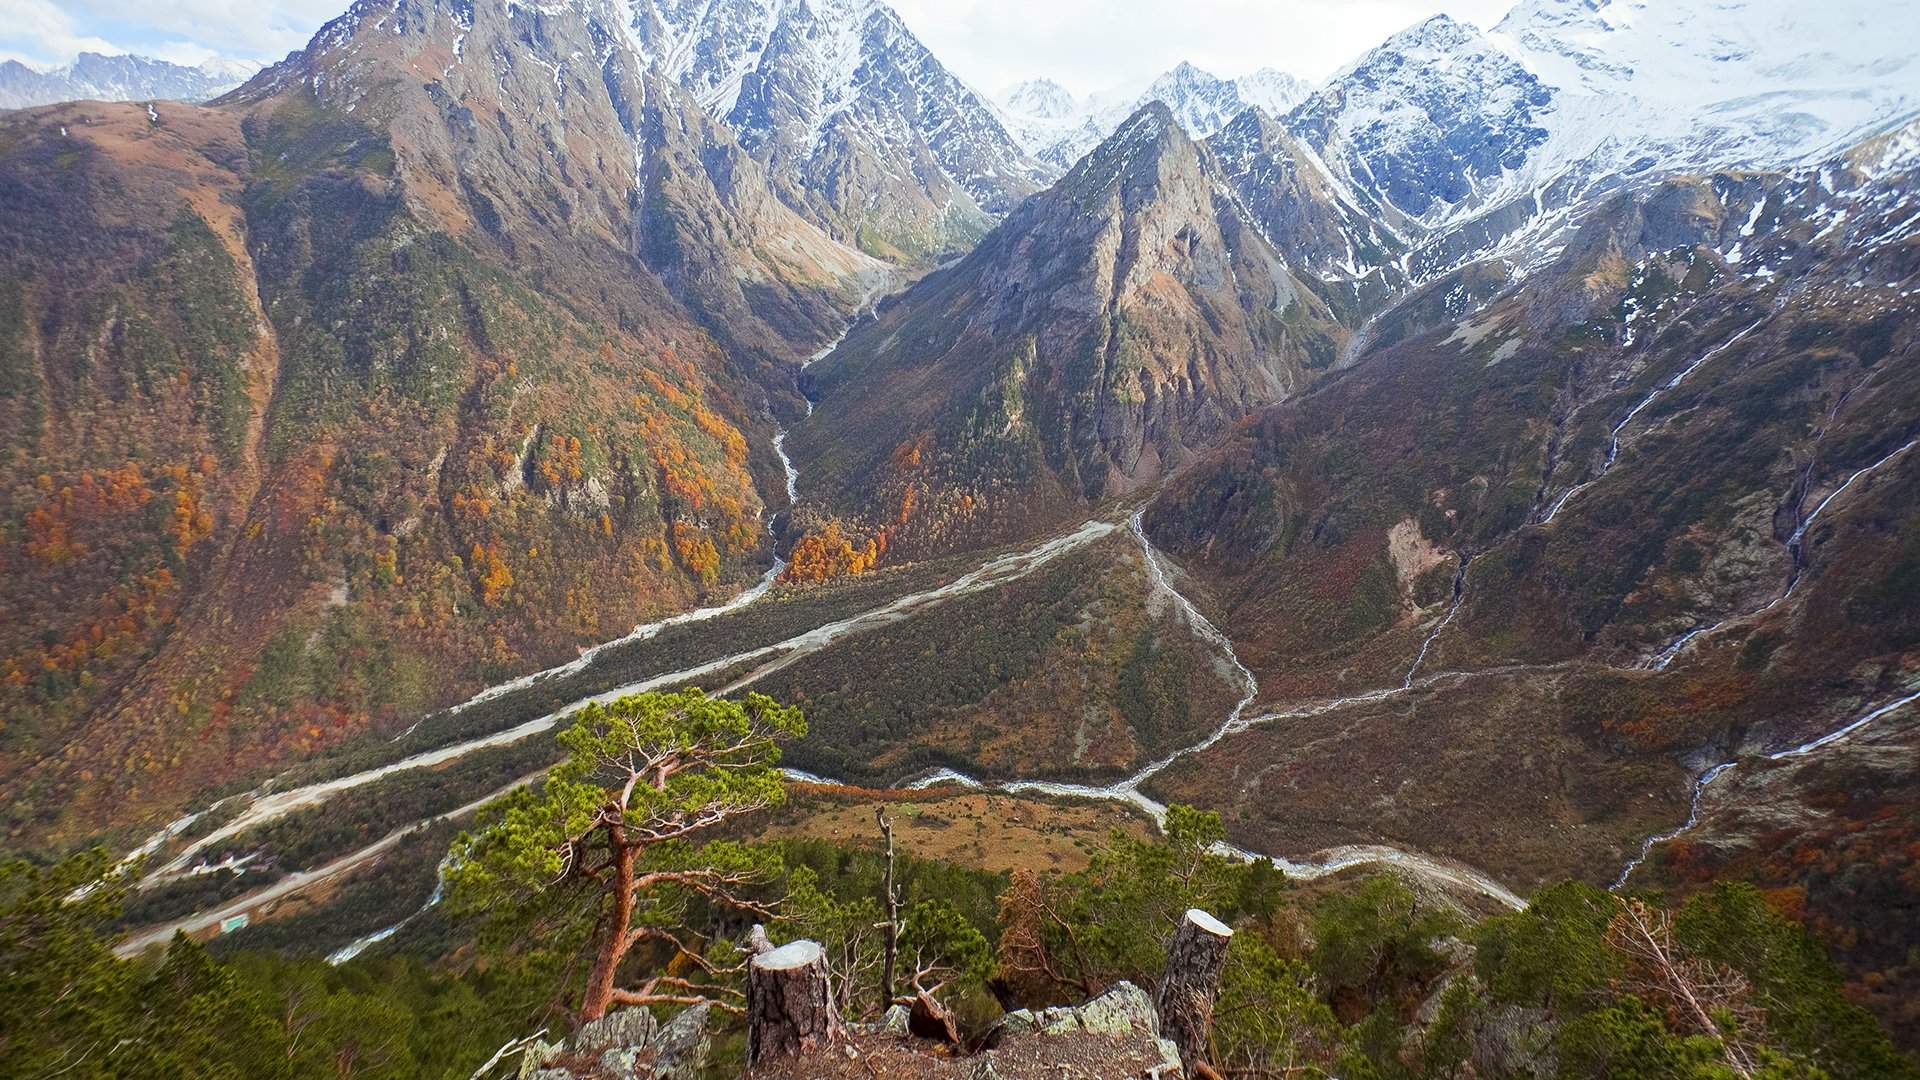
top-left (1645, 433), bottom-right (1919, 671)
top-left (1539, 320), bottom-right (1765, 526)
top-left (1613, 689), bottom-right (1920, 888)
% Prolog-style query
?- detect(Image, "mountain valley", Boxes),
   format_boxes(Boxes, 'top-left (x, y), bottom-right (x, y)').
top-left (3, 0), bottom-right (1920, 1075)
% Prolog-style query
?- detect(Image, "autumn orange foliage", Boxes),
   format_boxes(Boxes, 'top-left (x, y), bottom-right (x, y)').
top-left (471, 542), bottom-right (515, 606)
top-left (782, 521), bottom-right (886, 584)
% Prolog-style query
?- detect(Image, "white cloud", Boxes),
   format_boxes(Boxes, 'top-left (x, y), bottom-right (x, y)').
top-left (0, 0), bottom-right (125, 67)
top-left (888, 0), bottom-right (1521, 95)
top-left (0, 0), bottom-right (339, 69)
top-left (56, 0), bottom-right (343, 59)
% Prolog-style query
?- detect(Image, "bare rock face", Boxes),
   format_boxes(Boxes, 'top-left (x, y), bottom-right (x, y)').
top-left (793, 102), bottom-right (1347, 559)
top-left (1286, 15), bottom-right (1555, 222)
top-left (517, 1003), bottom-right (710, 1080)
top-left (628, 0), bottom-right (1049, 261)
top-left (235, 0), bottom-right (879, 363)
top-left (1205, 107), bottom-right (1408, 286)
top-left (746, 981), bottom-right (1184, 1079)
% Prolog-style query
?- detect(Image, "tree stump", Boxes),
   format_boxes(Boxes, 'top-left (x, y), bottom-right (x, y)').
top-left (746, 939), bottom-right (844, 1064)
top-left (1154, 909), bottom-right (1234, 1073)
top-left (908, 989), bottom-right (962, 1046)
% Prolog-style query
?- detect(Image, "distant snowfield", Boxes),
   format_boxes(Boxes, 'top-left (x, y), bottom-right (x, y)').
top-left (1000, 0), bottom-right (1919, 230)
top-left (1405, 0), bottom-right (1920, 225)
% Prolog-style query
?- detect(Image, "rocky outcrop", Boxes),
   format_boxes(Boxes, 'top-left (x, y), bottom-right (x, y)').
top-left (743, 981), bottom-right (1184, 1079)
top-left (496, 980), bottom-right (1186, 1080)
top-left (982, 981), bottom-right (1184, 1067)
top-left (516, 1003), bottom-right (712, 1080)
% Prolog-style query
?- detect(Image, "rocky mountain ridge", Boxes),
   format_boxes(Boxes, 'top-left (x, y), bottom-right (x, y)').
top-left (0, 0), bottom-right (909, 838)
top-left (627, 0), bottom-right (1049, 260)
top-left (789, 102), bottom-right (1346, 557)
top-left (1290, 0), bottom-right (1920, 229)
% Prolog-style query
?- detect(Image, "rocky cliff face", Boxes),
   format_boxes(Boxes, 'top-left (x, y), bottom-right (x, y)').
top-left (629, 0), bottom-right (1049, 260)
top-left (1288, 15), bottom-right (1555, 224)
top-left (790, 103), bottom-right (1345, 558)
top-left (1282, 0), bottom-right (1920, 238)
top-left (231, 0), bottom-right (879, 362)
top-left (1205, 106), bottom-right (1408, 287)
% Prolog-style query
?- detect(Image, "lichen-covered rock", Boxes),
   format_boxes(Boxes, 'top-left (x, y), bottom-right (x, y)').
top-left (653, 1003), bottom-right (712, 1080)
top-left (598, 1047), bottom-right (648, 1080)
top-left (881, 1004), bottom-right (913, 1037)
top-left (516, 1039), bottom-right (562, 1079)
top-left (505, 1003), bottom-right (710, 1080)
top-left (986, 1009), bottom-right (1038, 1043)
top-left (1037, 983), bottom-right (1160, 1039)
top-left (571, 1009), bottom-right (658, 1057)
top-left (996, 983), bottom-right (1183, 1076)
top-left (1473, 1004), bottom-right (1558, 1078)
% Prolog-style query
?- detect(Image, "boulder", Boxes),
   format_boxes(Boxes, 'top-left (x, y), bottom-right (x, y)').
top-left (1038, 982), bottom-right (1165, 1040)
top-left (506, 1002), bottom-right (710, 1080)
top-left (1473, 1004), bottom-right (1558, 1078)
top-left (652, 1003), bottom-right (711, 1080)
top-left (881, 1004), bottom-right (913, 1036)
top-left (570, 1009), bottom-right (658, 1056)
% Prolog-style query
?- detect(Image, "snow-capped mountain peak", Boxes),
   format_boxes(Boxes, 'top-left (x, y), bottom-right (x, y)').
top-left (1235, 68), bottom-right (1313, 117)
top-left (1286, 0), bottom-right (1920, 231)
top-left (1001, 78), bottom-right (1077, 120)
top-left (997, 60), bottom-right (1313, 171)
top-left (627, 0), bottom-right (1045, 250)
top-left (1289, 14), bottom-right (1554, 220)
top-left (1142, 62), bottom-right (1248, 137)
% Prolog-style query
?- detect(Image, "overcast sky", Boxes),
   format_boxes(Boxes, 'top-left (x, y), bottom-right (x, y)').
top-left (2, 0), bottom-right (1518, 89)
